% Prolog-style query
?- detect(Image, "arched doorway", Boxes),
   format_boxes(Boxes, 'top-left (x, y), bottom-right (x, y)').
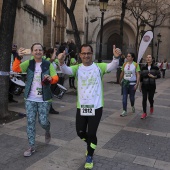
top-left (107, 33), bottom-right (121, 60)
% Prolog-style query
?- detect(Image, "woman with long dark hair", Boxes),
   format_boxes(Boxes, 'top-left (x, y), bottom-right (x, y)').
top-left (119, 53), bottom-right (140, 117)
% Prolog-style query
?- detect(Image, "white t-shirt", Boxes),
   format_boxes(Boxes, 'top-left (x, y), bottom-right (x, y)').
top-left (27, 62), bottom-right (43, 102)
top-left (77, 63), bottom-right (102, 109)
top-left (148, 66), bottom-right (151, 71)
top-left (123, 62), bottom-right (139, 85)
top-left (162, 63), bottom-right (167, 69)
top-left (60, 59), bottom-right (119, 109)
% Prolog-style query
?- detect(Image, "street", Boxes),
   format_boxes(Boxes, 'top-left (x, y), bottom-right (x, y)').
top-left (1, 69), bottom-right (170, 170)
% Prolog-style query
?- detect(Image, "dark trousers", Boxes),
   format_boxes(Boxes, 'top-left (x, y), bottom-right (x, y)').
top-left (8, 79), bottom-right (14, 101)
top-left (142, 86), bottom-right (155, 113)
top-left (76, 107), bottom-right (102, 156)
top-left (69, 77), bottom-right (75, 88)
top-left (161, 69), bottom-right (166, 78)
top-left (116, 68), bottom-right (122, 83)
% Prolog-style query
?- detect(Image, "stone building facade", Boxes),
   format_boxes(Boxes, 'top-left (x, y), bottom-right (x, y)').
top-left (62, 0), bottom-right (170, 61)
top-left (0, 0), bottom-right (67, 49)
top-left (85, 0), bottom-right (170, 61)
top-left (0, 0), bottom-right (170, 61)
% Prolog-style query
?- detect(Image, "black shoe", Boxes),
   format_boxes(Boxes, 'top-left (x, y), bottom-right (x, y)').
top-left (49, 109), bottom-right (59, 114)
top-left (9, 99), bottom-right (18, 103)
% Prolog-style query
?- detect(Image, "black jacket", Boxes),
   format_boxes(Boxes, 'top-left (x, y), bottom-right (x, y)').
top-left (140, 64), bottom-right (161, 87)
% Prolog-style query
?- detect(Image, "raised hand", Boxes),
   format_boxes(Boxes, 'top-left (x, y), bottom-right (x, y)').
top-left (58, 51), bottom-right (66, 65)
top-left (51, 48), bottom-right (58, 61)
top-left (113, 45), bottom-right (122, 58)
top-left (148, 73), bottom-right (156, 79)
top-left (18, 47), bottom-right (26, 57)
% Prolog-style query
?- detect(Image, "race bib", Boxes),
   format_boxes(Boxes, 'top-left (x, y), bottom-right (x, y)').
top-left (80, 105), bottom-right (95, 116)
top-left (35, 87), bottom-right (42, 97)
top-left (124, 71), bottom-right (132, 80)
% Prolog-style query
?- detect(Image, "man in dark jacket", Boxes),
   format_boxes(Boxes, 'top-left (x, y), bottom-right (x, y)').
top-left (68, 39), bottom-right (77, 54)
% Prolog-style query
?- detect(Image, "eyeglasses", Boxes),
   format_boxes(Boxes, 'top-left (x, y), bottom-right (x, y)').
top-left (80, 52), bottom-right (93, 56)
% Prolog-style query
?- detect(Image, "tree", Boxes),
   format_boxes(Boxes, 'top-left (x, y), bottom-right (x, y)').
top-left (120, 0), bottom-right (128, 50)
top-left (139, 0), bottom-right (170, 56)
top-left (126, 0), bottom-right (148, 56)
top-left (0, 0), bottom-right (18, 118)
top-left (60, 0), bottom-right (81, 52)
top-left (127, 0), bottom-right (170, 57)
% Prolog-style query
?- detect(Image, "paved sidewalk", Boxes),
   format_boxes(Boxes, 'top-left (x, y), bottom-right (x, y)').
top-left (1, 70), bottom-right (170, 170)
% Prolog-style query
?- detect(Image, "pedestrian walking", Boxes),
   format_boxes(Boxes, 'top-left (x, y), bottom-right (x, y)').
top-left (12, 43), bottom-right (59, 157)
top-left (119, 53), bottom-right (140, 117)
top-left (57, 44), bottom-right (121, 169)
top-left (160, 59), bottom-right (169, 78)
top-left (140, 55), bottom-right (161, 119)
top-left (9, 44), bottom-right (19, 103)
top-left (69, 51), bottom-right (77, 89)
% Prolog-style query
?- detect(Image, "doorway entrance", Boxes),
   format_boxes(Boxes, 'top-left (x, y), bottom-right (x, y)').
top-left (107, 33), bottom-right (121, 60)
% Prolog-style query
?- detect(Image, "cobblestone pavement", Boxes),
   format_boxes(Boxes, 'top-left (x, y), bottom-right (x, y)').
top-left (1, 70), bottom-right (170, 170)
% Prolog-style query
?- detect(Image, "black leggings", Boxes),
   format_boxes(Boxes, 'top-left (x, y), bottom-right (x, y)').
top-left (69, 77), bottom-right (75, 88)
top-left (142, 86), bottom-right (155, 113)
top-left (162, 69), bottom-right (166, 78)
top-left (76, 107), bottom-right (102, 156)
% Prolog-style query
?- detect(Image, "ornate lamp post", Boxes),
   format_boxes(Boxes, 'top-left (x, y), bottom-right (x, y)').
top-left (98, 0), bottom-right (109, 63)
top-left (139, 20), bottom-right (146, 38)
top-left (156, 33), bottom-right (162, 62)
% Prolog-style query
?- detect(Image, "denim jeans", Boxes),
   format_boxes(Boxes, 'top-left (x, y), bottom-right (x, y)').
top-left (25, 100), bottom-right (51, 147)
top-left (122, 84), bottom-right (136, 111)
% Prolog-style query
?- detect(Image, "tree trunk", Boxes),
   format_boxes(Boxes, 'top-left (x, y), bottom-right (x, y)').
top-left (0, 0), bottom-right (18, 118)
top-left (68, 11), bottom-right (81, 52)
top-left (120, 0), bottom-right (127, 50)
top-left (60, 0), bottom-right (81, 52)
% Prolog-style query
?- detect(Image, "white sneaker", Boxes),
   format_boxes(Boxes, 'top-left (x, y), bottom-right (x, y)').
top-left (24, 147), bottom-right (35, 157)
top-left (120, 110), bottom-right (127, 117)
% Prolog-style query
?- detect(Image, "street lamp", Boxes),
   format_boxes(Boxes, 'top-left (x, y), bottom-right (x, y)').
top-left (139, 20), bottom-right (146, 38)
top-left (156, 33), bottom-right (162, 62)
top-left (98, 0), bottom-right (109, 63)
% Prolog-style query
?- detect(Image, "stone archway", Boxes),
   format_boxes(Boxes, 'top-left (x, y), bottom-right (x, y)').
top-left (107, 33), bottom-right (121, 60)
top-left (90, 16), bottom-right (137, 60)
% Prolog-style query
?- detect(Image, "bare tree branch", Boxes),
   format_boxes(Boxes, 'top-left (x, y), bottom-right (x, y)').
top-left (70, 0), bottom-right (76, 11)
top-left (59, 0), bottom-right (81, 52)
top-left (60, 0), bottom-right (69, 13)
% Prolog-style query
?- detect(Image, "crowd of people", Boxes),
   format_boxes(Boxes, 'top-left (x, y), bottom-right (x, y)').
top-left (9, 39), bottom-right (169, 169)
